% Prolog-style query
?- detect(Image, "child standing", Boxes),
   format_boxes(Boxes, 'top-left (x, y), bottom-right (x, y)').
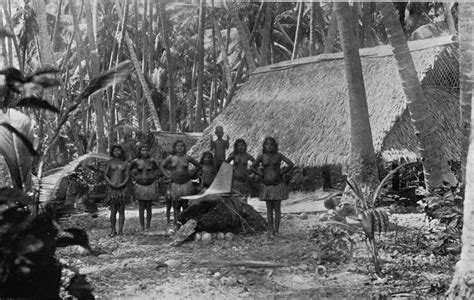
top-left (209, 126), bottom-right (229, 171)
top-left (252, 137), bottom-right (294, 238)
top-left (160, 140), bottom-right (200, 228)
top-left (199, 151), bottom-right (217, 190)
top-left (104, 145), bottom-right (130, 237)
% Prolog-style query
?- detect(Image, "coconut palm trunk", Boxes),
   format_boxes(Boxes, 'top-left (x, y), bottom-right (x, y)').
top-left (83, 0), bottom-right (107, 153)
top-left (261, 2), bottom-right (273, 65)
top-left (324, 10), bottom-right (337, 54)
top-left (334, 1), bottom-right (379, 205)
top-left (292, 1), bottom-right (304, 60)
top-left (459, 2), bottom-right (473, 184)
top-left (157, 0), bottom-right (177, 132)
top-left (379, 1), bottom-right (457, 189)
top-left (194, 0), bottom-right (206, 132)
top-left (447, 2), bottom-right (474, 298)
top-left (443, 2), bottom-right (456, 35)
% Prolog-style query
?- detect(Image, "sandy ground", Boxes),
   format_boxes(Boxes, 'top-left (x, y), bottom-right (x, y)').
top-left (57, 192), bottom-right (455, 299)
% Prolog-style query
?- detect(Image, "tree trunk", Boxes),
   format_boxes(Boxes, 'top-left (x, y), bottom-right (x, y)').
top-left (447, 4), bottom-right (474, 296)
top-left (194, 0), bottom-right (205, 132)
top-left (361, 2), bottom-right (376, 48)
top-left (334, 1), bottom-right (379, 205)
top-left (292, 1), bottom-right (304, 60)
top-left (157, 0), bottom-right (177, 132)
top-left (115, 0), bottom-right (162, 131)
top-left (309, 2), bottom-right (322, 56)
top-left (212, 7), bottom-right (232, 95)
top-left (84, 0), bottom-right (106, 153)
top-left (324, 10), bottom-right (337, 54)
top-left (0, 5), bottom-right (7, 65)
top-left (459, 2), bottom-right (473, 184)
top-left (229, 6), bottom-right (256, 72)
top-left (379, 2), bottom-right (457, 189)
top-left (443, 2), bottom-right (457, 35)
top-left (261, 2), bottom-right (273, 66)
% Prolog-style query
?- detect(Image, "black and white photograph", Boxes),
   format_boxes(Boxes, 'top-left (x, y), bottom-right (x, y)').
top-left (0, 0), bottom-right (472, 298)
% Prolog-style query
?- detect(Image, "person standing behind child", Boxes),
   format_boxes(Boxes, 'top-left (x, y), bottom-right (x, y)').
top-left (210, 126), bottom-right (229, 171)
top-left (199, 151), bottom-right (217, 190)
top-left (252, 137), bottom-right (294, 238)
top-left (130, 145), bottom-right (160, 232)
top-left (226, 139), bottom-right (255, 200)
top-left (160, 140), bottom-right (200, 228)
top-left (104, 145), bottom-right (130, 237)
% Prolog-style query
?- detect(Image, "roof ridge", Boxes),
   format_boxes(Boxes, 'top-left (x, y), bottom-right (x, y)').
top-left (252, 35), bottom-right (456, 76)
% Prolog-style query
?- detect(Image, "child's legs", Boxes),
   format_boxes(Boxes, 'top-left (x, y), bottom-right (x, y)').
top-left (172, 200), bottom-right (181, 227)
top-left (274, 201), bottom-right (282, 233)
top-left (166, 196), bottom-right (172, 224)
top-left (145, 201), bottom-right (152, 229)
top-left (118, 204), bottom-right (125, 234)
top-left (265, 201), bottom-right (274, 232)
top-left (110, 204), bottom-right (117, 234)
top-left (138, 200), bottom-right (146, 229)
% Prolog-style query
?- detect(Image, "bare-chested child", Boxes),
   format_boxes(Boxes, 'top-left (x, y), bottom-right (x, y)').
top-left (160, 140), bottom-right (200, 228)
top-left (130, 145), bottom-right (160, 232)
top-left (210, 126), bottom-right (229, 171)
top-left (199, 151), bottom-right (216, 190)
top-left (226, 139), bottom-right (255, 201)
top-left (252, 137), bottom-right (294, 238)
top-left (104, 145), bottom-right (130, 237)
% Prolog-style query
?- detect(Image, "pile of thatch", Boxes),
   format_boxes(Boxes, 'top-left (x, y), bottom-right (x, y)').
top-left (178, 196), bottom-right (267, 234)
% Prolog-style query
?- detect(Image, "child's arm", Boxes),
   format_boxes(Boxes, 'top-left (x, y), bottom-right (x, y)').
top-left (160, 157), bottom-right (172, 178)
top-left (225, 135), bottom-right (230, 149)
top-left (225, 152), bottom-right (235, 163)
top-left (251, 155), bottom-right (263, 176)
top-left (209, 136), bottom-right (214, 150)
top-left (189, 156), bottom-right (202, 177)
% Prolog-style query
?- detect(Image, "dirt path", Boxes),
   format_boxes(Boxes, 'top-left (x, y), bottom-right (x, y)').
top-left (58, 198), bottom-right (455, 299)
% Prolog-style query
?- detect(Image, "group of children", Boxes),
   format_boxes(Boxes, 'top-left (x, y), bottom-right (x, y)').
top-left (103, 126), bottom-right (294, 238)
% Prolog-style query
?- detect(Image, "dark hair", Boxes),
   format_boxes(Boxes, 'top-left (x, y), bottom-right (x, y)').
top-left (200, 151), bottom-right (214, 164)
top-left (262, 137), bottom-right (278, 153)
top-left (234, 139), bottom-right (247, 154)
top-left (110, 145), bottom-right (126, 161)
top-left (136, 145), bottom-right (150, 159)
top-left (172, 140), bottom-right (187, 155)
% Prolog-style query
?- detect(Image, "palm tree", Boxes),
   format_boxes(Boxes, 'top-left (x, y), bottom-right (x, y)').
top-left (84, 0), bottom-right (106, 153)
top-left (379, 1), bottom-right (457, 189)
top-left (157, 0), bottom-right (177, 132)
top-left (334, 1), bottom-right (379, 205)
top-left (194, 0), bottom-right (205, 132)
top-left (324, 10), bottom-right (337, 54)
top-left (447, 2), bottom-right (474, 298)
top-left (229, 4), bottom-right (256, 72)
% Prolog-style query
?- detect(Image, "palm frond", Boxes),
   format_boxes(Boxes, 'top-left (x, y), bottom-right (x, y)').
top-left (79, 60), bottom-right (133, 99)
top-left (0, 122), bottom-right (38, 156)
top-left (16, 97), bottom-right (60, 113)
top-left (38, 152), bottom-right (110, 204)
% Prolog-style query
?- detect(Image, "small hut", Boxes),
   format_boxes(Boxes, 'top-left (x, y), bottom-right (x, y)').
top-left (190, 36), bottom-right (460, 172)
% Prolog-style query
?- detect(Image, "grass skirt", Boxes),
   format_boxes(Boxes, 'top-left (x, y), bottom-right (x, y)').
top-left (259, 182), bottom-right (289, 201)
top-left (106, 186), bottom-right (129, 207)
top-left (170, 182), bottom-right (194, 202)
top-left (134, 182), bottom-right (157, 201)
top-left (232, 179), bottom-right (251, 196)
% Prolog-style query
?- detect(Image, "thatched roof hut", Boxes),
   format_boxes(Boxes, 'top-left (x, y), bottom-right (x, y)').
top-left (190, 36), bottom-right (460, 167)
top-left (151, 131), bottom-right (201, 160)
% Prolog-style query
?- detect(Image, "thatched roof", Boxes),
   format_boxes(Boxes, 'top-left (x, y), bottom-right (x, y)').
top-left (190, 36), bottom-right (460, 167)
top-left (151, 131), bottom-right (201, 160)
